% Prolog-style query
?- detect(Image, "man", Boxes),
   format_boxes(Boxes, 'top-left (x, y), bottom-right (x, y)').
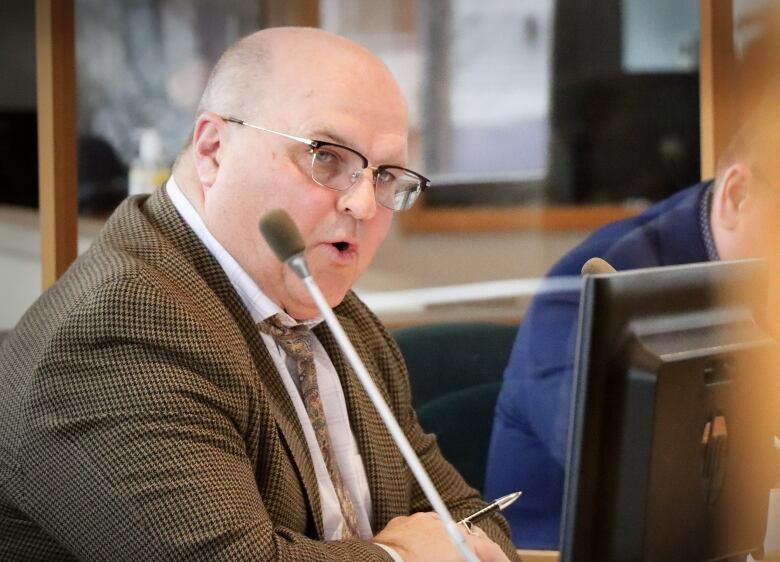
top-left (484, 118), bottom-right (780, 549)
top-left (0, 28), bottom-right (516, 561)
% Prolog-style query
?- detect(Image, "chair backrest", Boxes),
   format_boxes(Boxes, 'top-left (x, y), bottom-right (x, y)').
top-left (416, 381), bottom-right (503, 493)
top-left (392, 322), bottom-right (518, 492)
top-left (392, 322), bottom-right (517, 408)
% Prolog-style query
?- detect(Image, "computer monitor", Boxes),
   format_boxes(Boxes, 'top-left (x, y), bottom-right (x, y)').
top-left (561, 259), bottom-right (779, 562)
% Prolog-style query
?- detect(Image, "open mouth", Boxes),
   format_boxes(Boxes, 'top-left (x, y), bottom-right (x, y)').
top-left (332, 241), bottom-right (351, 252)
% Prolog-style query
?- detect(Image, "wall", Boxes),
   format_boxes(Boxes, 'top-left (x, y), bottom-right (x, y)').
top-left (364, 221), bottom-right (584, 290)
top-left (0, 207), bottom-right (105, 330)
top-left (0, 207), bottom-right (41, 329)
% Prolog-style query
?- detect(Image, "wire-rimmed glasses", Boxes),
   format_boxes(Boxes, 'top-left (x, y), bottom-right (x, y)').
top-left (223, 116), bottom-right (430, 212)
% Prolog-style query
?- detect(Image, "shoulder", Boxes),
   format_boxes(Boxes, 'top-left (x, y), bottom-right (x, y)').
top-left (550, 181), bottom-right (710, 276)
top-left (332, 291), bottom-right (409, 397)
top-left (18, 204), bottom-right (243, 388)
top-left (21, 267), bottom-right (260, 436)
top-left (517, 182), bottom-right (711, 348)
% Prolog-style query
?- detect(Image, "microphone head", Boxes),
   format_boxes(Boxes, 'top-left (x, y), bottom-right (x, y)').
top-left (259, 209), bottom-right (305, 263)
top-left (581, 257), bottom-right (617, 276)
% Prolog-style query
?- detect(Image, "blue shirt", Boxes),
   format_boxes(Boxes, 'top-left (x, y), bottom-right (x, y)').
top-left (484, 182), bottom-right (715, 549)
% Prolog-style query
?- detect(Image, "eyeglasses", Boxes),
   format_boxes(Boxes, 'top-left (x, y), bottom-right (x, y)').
top-left (223, 116), bottom-right (430, 212)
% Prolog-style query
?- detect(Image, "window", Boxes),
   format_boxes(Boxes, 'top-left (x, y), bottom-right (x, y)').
top-left (5, 0), bottom-right (702, 229)
top-left (321, 0), bottom-right (702, 230)
top-left (75, 0), bottom-right (265, 214)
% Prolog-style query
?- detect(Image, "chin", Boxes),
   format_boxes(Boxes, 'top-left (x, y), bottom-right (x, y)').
top-left (312, 271), bottom-right (354, 307)
top-left (284, 294), bottom-right (321, 321)
top-left (322, 285), bottom-right (350, 310)
top-left (279, 267), bottom-right (353, 319)
top-left (286, 291), bottom-right (347, 321)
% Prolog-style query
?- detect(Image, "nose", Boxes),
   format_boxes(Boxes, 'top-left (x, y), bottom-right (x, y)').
top-left (337, 168), bottom-right (378, 220)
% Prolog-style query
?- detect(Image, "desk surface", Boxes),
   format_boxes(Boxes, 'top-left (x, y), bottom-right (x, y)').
top-left (517, 550), bottom-right (559, 562)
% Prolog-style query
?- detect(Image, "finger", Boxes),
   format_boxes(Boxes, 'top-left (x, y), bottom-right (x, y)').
top-left (470, 536), bottom-right (511, 562)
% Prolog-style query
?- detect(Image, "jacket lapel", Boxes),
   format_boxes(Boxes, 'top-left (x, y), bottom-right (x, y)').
top-left (242, 323), bottom-right (325, 538)
top-left (314, 312), bottom-right (408, 530)
top-left (143, 189), bottom-right (325, 538)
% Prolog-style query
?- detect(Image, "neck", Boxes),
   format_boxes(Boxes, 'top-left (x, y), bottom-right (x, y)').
top-left (171, 150), bottom-right (207, 217)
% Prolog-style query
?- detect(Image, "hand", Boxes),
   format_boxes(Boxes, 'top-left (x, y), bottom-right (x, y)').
top-left (372, 512), bottom-right (510, 562)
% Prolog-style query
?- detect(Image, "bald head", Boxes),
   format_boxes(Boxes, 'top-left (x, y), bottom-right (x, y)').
top-left (175, 27), bottom-right (407, 174)
top-left (196, 27), bottom-right (405, 124)
top-left (195, 32), bottom-right (269, 119)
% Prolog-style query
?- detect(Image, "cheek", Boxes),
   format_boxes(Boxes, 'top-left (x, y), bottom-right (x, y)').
top-left (202, 175), bottom-right (281, 266)
top-left (212, 159), bottom-right (299, 223)
top-left (205, 181), bottom-right (255, 235)
top-left (361, 214), bottom-right (392, 264)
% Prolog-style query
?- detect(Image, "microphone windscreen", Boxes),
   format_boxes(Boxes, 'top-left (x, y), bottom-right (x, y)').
top-left (259, 209), bottom-right (305, 262)
top-left (581, 257), bottom-right (617, 276)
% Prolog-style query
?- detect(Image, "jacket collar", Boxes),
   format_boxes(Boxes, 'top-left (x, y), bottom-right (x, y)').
top-left (655, 180), bottom-right (714, 265)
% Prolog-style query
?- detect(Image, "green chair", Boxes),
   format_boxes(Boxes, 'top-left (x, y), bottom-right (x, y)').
top-left (392, 322), bottom-right (517, 493)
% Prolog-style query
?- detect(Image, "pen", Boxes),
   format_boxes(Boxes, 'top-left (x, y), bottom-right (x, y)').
top-left (458, 491), bottom-right (522, 526)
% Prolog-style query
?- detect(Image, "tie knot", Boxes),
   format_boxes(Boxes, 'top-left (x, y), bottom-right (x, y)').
top-left (257, 314), bottom-right (312, 360)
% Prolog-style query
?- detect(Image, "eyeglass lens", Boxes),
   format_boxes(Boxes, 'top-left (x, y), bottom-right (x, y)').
top-left (310, 146), bottom-right (421, 211)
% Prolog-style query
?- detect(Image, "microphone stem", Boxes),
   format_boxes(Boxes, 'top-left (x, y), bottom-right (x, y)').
top-left (302, 275), bottom-right (479, 562)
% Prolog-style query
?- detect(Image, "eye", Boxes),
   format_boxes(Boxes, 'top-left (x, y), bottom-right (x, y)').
top-left (377, 168), bottom-right (398, 184)
top-left (313, 148), bottom-right (340, 165)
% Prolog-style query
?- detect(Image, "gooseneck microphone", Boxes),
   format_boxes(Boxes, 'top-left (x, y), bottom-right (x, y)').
top-left (259, 209), bottom-right (310, 279)
top-left (259, 209), bottom-right (480, 562)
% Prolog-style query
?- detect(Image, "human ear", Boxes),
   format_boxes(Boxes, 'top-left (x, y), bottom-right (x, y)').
top-left (714, 163), bottom-right (751, 231)
top-left (192, 112), bottom-right (224, 189)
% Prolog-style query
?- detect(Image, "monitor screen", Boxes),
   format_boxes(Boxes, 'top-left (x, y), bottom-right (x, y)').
top-left (561, 259), bottom-right (779, 562)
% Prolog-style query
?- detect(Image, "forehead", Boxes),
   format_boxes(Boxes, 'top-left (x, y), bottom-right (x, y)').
top-left (260, 41), bottom-right (409, 158)
top-left (304, 113), bottom-right (408, 165)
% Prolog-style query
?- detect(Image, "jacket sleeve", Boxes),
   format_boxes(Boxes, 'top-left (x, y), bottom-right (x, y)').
top-left (19, 275), bottom-right (393, 562)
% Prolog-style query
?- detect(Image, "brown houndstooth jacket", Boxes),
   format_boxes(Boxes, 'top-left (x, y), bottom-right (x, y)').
top-left (0, 188), bottom-right (519, 561)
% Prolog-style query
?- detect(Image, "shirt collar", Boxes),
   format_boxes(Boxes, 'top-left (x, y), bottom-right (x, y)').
top-left (698, 181), bottom-right (721, 262)
top-left (165, 177), bottom-right (321, 329)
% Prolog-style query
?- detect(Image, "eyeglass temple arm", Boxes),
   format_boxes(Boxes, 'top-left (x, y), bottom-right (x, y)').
top-left (223, 116), bottom-right (316, 147)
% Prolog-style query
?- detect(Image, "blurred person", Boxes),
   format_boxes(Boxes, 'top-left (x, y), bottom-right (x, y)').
top-left (0, 27), bottom-right (517, 562)
top-left (485, 110), bottom-right (780, 549)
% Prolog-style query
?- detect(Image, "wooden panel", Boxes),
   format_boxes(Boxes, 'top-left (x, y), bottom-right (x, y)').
top-left (699, 0), bottom-right (736, 179)
top-left (261, 0), bottom-right (319, 27)
top-left (36, 0), bottom-right (77, 289)
top-left (400, 204), bottom-right (642, 233)
top-left (517, 549), bottom-right (559, 562)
